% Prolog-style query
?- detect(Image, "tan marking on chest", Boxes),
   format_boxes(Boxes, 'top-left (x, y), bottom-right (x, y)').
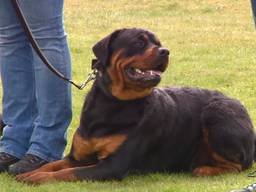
top-left (72, 132), bottom-right (127, 161)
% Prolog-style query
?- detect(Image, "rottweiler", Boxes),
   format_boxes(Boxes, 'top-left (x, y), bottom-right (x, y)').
top-left (16, 28), bottom-right (255, 184)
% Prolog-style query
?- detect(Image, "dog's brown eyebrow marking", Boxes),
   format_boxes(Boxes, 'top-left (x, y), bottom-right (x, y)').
top-left (146, 33), bottom-right (161, 46)
top-left (137, 33), bottom-right (161, 47)
top-left (139, 34), bottom-right (149, 41)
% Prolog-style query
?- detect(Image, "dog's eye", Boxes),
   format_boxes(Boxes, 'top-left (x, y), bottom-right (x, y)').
top-left (134, 40), bottom-right (146, 48)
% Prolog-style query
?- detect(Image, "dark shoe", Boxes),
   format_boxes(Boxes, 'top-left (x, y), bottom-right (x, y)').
top-left (0, 152), bottom-right (19, 172)
top-left (8, 154), bottom-right (48, 175)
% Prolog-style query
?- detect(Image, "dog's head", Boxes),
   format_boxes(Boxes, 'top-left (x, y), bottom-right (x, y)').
top-left (92, 28), bottom-right (169, 100)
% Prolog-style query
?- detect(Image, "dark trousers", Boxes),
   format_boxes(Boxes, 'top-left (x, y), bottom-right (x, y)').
top-left (252, 0), bottom-right (256, 26)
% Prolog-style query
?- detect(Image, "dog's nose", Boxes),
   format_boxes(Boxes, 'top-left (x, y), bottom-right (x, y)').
top-left (159, 48), bottom-right (170, 57)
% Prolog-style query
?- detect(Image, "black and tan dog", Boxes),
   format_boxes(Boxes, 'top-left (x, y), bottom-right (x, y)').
top-left (16, 28), bottom-right (255, 184)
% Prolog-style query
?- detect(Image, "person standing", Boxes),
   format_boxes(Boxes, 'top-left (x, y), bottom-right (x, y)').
top-left (0, 0), bottom-right (72, 175)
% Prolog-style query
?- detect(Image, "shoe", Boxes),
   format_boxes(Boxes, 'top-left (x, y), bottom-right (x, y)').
top-left (8, 154), bottom-right (48, 175)
top-left (0, 152), bottom-right (19, 172)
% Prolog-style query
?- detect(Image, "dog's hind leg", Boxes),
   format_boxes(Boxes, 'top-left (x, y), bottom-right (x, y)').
top-left (192, 136), bottom-right (243, 176)
top-left (192, 97), bottom-right (255, 176)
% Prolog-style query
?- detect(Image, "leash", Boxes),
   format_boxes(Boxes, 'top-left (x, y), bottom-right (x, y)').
top-left (10, 0), bottom-right (97, 90)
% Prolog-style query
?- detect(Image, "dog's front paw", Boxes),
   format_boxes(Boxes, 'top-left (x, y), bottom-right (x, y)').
top-left (16, 171), bottom-right (37, 181)
top-left (17, 172), bottom-right (54, 185)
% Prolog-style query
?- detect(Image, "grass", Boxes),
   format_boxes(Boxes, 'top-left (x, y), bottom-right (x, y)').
top-left (0, 0), bottom-right (256, 191)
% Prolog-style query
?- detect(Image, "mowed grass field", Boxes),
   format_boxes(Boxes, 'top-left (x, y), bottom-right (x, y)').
top-left (0, 0), bottom-right (256, 191)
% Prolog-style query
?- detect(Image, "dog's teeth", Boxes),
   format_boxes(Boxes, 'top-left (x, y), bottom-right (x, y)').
top-left (150, 71), bottom-right (153, 75)
top-left (135, 68), bottom-right (142, 74)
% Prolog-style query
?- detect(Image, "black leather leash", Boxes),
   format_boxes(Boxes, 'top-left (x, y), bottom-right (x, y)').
top-left (11, 0), bottom-right (97, 90)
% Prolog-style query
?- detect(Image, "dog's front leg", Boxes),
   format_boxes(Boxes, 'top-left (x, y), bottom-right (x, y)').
top-left (18, 136), bottom-right (144, 184)
top-left (18, 162), bottom-right (121, 184)
top-left (16, 158), bottom-right (73, 181)
top-left (18, 153), bottom-right (131, 184)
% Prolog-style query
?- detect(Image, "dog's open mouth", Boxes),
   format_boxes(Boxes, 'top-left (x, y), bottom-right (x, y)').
top-left (125, 66), bottom-right (162, 85)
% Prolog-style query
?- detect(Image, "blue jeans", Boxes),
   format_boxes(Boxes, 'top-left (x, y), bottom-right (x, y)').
top-left (0, 0), bottom-right (72, 162)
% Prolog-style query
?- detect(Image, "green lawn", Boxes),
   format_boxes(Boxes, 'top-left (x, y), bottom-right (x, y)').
top-left (0, 0), bottom-right (256, 191)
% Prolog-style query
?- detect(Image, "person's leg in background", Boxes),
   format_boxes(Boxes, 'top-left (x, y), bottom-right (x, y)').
top-left (0, 0), bottom-right (72, 174)
top-left (9, 0), bottom-right (72, 174)
top-left (0, 0), bottom-right (37, 172)
top-left (251, 0), bottom-right (256, 26)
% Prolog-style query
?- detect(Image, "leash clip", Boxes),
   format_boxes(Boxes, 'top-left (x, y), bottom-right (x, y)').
top-left (77, 69), bottom-right (98, 90)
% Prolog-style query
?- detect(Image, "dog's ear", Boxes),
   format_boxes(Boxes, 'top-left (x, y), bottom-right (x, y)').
top-left (92, 29), bottom-right (122, 70)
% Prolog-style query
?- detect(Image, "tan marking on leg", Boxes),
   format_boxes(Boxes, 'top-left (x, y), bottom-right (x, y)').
top-left (72, 131), bottom-right (127, 161)
top-left (16, 159), bottom-right (72, 181)
top-left (192, 151), bottom-right (242, 176)
top-left (20, 165), bottom-right (97, 184)
top-left (192, 162), bottom-right (242, 177)
top-left (192, 128), bottom-right (242, 177)
top-left (19, 169), bottom-right (77, 184)
top-left (93, 134), bottom-right (127, 159)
